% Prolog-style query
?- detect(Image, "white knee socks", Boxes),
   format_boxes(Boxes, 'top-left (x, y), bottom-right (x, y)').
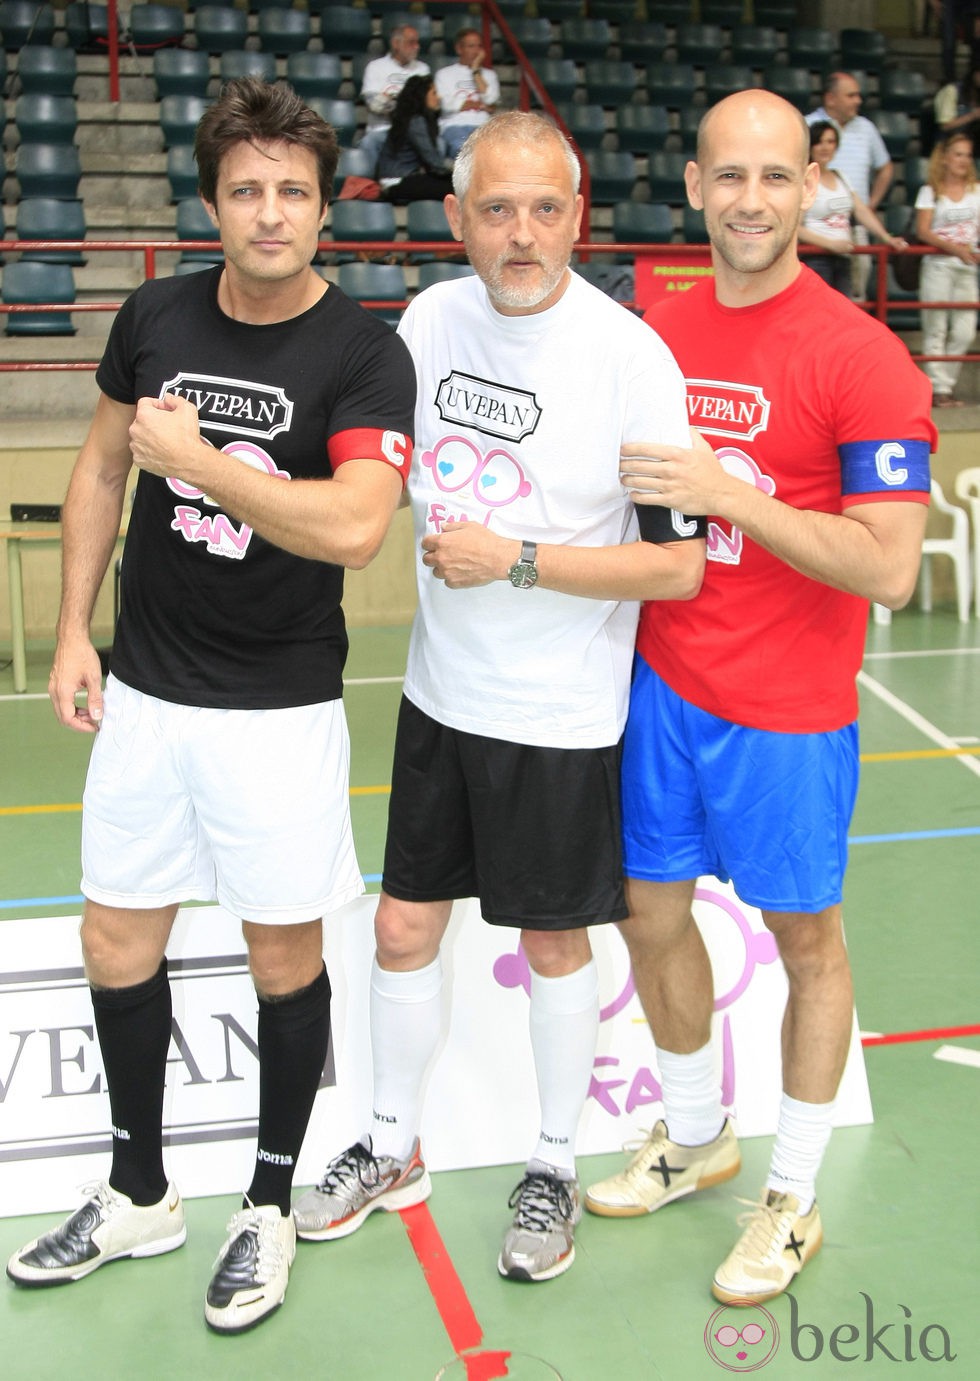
top-left (765, 1092), bottom-right (834, 1214)
top-left (369, 955), bottom-right (443, 1162)
top-left (528, 960), bottom-right (600, 1176)
top-left (657, 1042), bottom-right (725, 1147)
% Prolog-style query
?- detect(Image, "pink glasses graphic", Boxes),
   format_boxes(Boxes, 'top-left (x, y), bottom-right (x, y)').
top-left (422, 436), bottom-right (532, 510)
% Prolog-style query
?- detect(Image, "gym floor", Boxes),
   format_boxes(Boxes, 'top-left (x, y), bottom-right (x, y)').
top-left (0, 612), bottom-right (977, 1380)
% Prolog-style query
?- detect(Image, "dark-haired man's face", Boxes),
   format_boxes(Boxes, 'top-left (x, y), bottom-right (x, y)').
top-left (204, 140), bottom-right (327, 291)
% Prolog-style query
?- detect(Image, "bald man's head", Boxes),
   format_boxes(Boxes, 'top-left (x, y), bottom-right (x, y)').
top-left (696, 90), bottom-right (811, 172)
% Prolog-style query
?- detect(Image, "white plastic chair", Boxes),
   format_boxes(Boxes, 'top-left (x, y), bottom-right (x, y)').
top-left (953, 466), bottom-right (980, 619)
top-left (872, 478), bottom-right (971, 625)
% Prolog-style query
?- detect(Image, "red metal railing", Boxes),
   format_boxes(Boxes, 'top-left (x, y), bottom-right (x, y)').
top-left (1, 240), bottom-right (977, 374)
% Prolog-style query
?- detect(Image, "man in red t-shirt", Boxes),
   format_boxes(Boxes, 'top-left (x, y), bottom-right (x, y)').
top-left (585, 90), bottom-right (935, 1306)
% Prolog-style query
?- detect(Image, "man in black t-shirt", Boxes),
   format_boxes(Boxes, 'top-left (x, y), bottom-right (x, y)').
top-left (6, 79), bottom-right (415, 1335)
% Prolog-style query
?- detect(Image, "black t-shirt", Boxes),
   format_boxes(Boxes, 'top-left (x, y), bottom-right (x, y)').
top-left (98, 268), bottom-right (415, 709)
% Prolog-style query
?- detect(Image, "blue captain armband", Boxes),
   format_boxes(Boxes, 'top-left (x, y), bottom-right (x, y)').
top-left (840, 440), bottom-right (931, 496)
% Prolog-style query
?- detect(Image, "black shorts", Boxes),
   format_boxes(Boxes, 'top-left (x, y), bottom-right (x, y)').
top-left (382, 696), bottom-right (627, 930)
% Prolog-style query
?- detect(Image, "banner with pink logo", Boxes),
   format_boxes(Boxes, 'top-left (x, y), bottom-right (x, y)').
top-left (0, 889), bottom-right (871, 1215)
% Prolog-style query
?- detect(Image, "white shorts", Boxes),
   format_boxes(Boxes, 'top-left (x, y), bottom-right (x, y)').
top-left (81, 676), bottom-right (365, 924)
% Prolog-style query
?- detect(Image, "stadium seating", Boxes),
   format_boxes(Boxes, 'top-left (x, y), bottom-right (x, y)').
top-left (154, 48), bottom-right (211, 100)
top-left (3, 260), bottom-right (76, 335)
top-left (14, 44), bottom-right (77, 95)
top-left (15, 196), bottom-right (86, 264)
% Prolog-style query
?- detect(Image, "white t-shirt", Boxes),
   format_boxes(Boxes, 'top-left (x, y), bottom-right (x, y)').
top-left (435, 61), bottom-right (501, 133)
top-left (397, 271), bottom-right (690, 749)
top-left (804, 173), bottom-right (855, 243)
top-left (360, 55), bottom-right (430, 134)
top-left (914, 183), bottom-right (980, 251)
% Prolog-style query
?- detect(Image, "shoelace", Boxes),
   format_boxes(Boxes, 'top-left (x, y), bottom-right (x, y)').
top-left (215, 1206), bottom-right (284, 1281)
top-left (730, 1195), bottom-right (794, 1264)
top-left (315, 1142), bottom-right (381, 1195)
top-left (508, 1173), bottom-right (575, 1232)
top-left (79, 1180), bottom-right (122, 1215)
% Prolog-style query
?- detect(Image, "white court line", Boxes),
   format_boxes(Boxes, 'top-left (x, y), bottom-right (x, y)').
top-left (934, 1044), bottom-right (980, 1069)
top-left (857, 669), bottom-right (980, 780)
top-left (864, 648), bottom-right (980, 661)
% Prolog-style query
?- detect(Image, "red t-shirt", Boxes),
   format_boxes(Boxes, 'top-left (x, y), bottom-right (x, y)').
top-left (638, 269), bottom-right (935, 732)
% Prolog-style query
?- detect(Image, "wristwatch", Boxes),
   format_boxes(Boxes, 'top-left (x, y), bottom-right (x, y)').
top-left (507, 540), bottom-right (538, 589)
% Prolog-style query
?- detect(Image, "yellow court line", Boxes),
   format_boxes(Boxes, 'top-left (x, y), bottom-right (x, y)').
top-left (0, 787), bottom-right (392, 817)
top-left (861, 746), bottom-right (980, 762)
top-left (2, 752), bottom-right (975, 818)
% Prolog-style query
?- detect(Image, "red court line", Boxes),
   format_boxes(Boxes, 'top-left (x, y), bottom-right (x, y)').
top-left (400, 1201), bottom-right (485, 1357)
top-left (862, 1023), bottom-right (980, 1047)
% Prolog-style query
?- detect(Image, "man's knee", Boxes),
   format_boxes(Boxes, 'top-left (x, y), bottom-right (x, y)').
top-left (520, 926), bottom-right (592, 978)
top-left (374, 893), bottom-right (449, 970)
top-left (620, 877), bottom-right (699, 958)
top-left (765, 907), bottom-right (850, 985)
top-left (81, 903), bottom-right (175, 988)
top-left (244, 919), bottom-right (324, 997)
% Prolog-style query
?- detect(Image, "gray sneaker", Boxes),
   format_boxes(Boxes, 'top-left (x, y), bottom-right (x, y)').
top-left (293, 1138), bottom-right (431, 1241)
top-left (497, 1166), bottom-right (581, 1282)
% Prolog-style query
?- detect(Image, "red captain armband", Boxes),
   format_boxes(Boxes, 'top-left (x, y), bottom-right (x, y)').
top-left (329, 427), bottom-right (413, 484)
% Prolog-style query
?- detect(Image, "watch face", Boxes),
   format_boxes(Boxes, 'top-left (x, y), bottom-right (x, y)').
top-left (509, 561), bottom-right (538, 589)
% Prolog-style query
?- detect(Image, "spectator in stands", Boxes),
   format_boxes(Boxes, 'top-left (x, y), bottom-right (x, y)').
top-left (5, 78), bottom-right (416, 1334)
top-left (934, 63), bottom-right (980, 145)
top-left (806, 73), bottom-right (893, 299)
top-left (376, 75), bottom-right (453, 204)
top-left (800, 120), bottom-right (908, 296)
top-left (914, 132), bottom-right (980, 406)
top-left (435, 27), bottom-right (500, 159)
top-left (360, 24), bottom-right (430, 168)
top-left (929, 0), bottom-right (980, 86)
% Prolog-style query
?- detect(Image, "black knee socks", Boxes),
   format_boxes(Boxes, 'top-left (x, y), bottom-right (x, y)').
top-left (246, 963), bottom-right (332, 1215)
top-left (90, 959), bottom-right (171, 1206)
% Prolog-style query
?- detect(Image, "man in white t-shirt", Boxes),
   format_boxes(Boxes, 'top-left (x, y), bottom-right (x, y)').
top-left (295, 113), bottom-right (706, 1284)
top-left (806, 72), bottom-right (893, 298)
top-left (359, 24), bottom-right (429, 167)
top-left (435, 27), bottom-right (501, 158)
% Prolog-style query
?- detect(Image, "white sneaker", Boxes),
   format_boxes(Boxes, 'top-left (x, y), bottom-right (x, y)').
top-left (712, 1190), bottom-right (823, 1304)
top-left (585, 1119), bottom-right (740, 1217)
top-left (6, 1181), bottom-right (185, 1285)
top-left (204, 1203), bottom-right (296, 1334)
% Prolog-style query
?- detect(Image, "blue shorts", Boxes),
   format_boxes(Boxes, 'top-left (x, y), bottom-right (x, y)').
top-left (621, 659), bottom-right (859, 914)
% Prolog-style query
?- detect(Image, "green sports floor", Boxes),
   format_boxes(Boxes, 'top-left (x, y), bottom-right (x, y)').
top-left (0, 612), bottom-right (977, 1380)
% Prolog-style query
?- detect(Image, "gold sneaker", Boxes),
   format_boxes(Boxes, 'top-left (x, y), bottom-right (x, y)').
top-left (585, 1119), bottom-right (740, 1217)
top-left (712, 1189), bottom-right (823, 1304)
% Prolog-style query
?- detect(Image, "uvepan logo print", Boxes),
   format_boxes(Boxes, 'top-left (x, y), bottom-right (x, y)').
top-left (435, 371), bottom-right (541, 443)
top-left (160, 373), bottom-right (293, 440)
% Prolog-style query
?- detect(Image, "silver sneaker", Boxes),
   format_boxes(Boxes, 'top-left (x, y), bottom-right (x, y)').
top-left (6, 1180), bottom-right (186, 1286)
top-left (293, 1138), bottom-right (431, 1242)
top-left (204, 1202), bottom-right (296, 1334)
top-left (498, 1167), bottom-right (581, 1283)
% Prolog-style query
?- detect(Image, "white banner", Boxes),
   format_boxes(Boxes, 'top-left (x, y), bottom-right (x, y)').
top-left (0, 885), bottom-right (871, 1216)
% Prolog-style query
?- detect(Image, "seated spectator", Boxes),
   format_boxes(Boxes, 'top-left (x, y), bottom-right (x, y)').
top-left (376, 75), bottom-right (453, 204)
top-left (360, 24), bottom-right (429, 167)
top-left (435, 27), bottom-right (500, 160)
top-left (915, 132), bottom-right (979, 407)
top-left (799, 121), bottom-right (907, 296)
top-left (934, 65), bottom-right (980, 145)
